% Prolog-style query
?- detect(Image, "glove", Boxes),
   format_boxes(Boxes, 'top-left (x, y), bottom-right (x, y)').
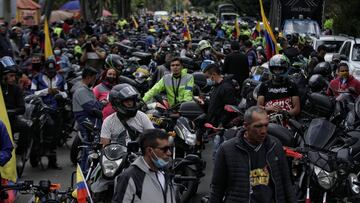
top-left (278, 110), bottom-right (290, 119)
top-left (48, 88), bottom-right (59, 95)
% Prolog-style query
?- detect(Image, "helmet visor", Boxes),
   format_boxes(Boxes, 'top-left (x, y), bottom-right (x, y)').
top-left (270, 66), bottom-right (287, 75)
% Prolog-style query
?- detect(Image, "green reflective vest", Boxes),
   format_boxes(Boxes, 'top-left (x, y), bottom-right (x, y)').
top-left (54, 27), bottom-right (63, 38)
top-left (143, 69), bottom-right (194, 107)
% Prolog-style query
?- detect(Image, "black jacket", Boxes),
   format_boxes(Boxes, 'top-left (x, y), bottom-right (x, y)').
top-left (209, 129), bottom-right (297, 203)
top-left (223, 51), bottom-right (249, 86)
top-left (207, 77), bottom-right (237, 126)
top-left (0, 35), bottom-right (13, 58)
top-left (1, 84), bottom-right (25, 119)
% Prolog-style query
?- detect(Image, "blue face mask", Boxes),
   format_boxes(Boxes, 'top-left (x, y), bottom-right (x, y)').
top-left (151, 151), bottom-right (169, 169)
top-left (207, 78), bottom-right (215, 86)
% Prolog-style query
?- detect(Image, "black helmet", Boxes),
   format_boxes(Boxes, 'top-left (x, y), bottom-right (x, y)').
top-left (105, 54), bottom-right (124, 72)
top-left (313, 62), bottom-right (331, 77)
top-left (308, 74), bottom-right (327, 92)
top-left (109, 84), bottom-right (140, 118)
top-left (44, 58), bottom-right (57, 78)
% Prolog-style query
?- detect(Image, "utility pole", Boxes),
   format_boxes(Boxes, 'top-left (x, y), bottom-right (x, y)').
top-left (3, 0), bottom-right (11, 22)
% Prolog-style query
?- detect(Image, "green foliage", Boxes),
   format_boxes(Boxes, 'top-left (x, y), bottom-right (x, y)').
top-left (326, 0), bottom-right (360, 36)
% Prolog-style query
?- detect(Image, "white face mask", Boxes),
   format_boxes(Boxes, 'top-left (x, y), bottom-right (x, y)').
top-left (204, 50), bottom-right (211, 56)
top-left (54, 50), bottom-right (61, 56)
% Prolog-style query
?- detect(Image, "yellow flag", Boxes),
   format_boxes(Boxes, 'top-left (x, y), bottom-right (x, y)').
top-left (255, 21), bottom-right (261, 32)
top-left (44, 18), bottom-right (53, 59)
top-left (235, 16), bottom-right (240, 38)
top-left (132, 16), bottom-right (139, 29)
top-left (0, 87), bottom-right (17, 183)
top-left (162, 16), bottom-right (169, 31)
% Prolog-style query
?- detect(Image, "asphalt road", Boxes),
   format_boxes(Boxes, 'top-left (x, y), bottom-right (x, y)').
top-left (15, 134), bottom-right (215, 203)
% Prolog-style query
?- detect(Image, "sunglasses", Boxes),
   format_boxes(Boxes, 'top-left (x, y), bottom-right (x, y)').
top-left (153, 146), bottom-right (172, 153)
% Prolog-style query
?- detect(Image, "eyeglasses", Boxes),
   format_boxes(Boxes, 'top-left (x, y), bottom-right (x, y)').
top-left (152, 146), bottom-right (172, 153)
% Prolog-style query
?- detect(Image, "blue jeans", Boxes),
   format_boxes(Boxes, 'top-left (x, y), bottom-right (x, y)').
top-left (212, 133), bottom-right (224, 160)
top-left (78, 125), bottom-right (90, 173)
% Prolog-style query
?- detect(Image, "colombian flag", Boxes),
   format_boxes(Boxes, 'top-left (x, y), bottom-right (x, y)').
top-left (0, 85), bottom-right (17, 203)
top-left (259, 0), bottom-right (278, 60)
top-left (44, 18), bottom-right (53, 59)
top-left (76, 164), bottom-right (91, 203)
top-left (252, 21), bottom-right (261, 40)
top-left (183, 14), bottom-right (191, 41)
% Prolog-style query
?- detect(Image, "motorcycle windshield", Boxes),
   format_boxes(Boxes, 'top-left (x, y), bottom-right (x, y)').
top-left (103, 144), bottom-right (127, 161)
top-left (304, 118), bottom-right (336, 148)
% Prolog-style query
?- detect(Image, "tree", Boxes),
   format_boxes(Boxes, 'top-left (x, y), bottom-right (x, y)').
top-left (326, 0), bottom-right (360, 36)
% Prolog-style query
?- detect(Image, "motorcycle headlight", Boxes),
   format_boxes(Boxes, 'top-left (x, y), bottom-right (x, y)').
top-left (349, 173), bottom-right (360, 194)
top-left (101, 156), bottom-right (123, 178)
top-left (181, 127), bottom-right (197, 146)
top-left (313, 165), bottom-right (337, 190)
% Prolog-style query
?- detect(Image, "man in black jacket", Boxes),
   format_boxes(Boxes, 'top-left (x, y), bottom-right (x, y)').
top-left (222, 41), bottom-right (249, 89)
top-left (204, 64), bottom-right (237, 127)
top-left (209, 106), bottom-right (296, 203)
top-left (203, 64), bottom-right (238, 158)
top-left (0, 23), bottom-right (13, 58)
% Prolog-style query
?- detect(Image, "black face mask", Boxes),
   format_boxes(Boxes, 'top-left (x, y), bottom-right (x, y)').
top-left (32, 63), bottom-right (41, 71)
top-left (105, 77), bottom-right (116, 83)
top-left (46, 70), bottom-right (56, 78)
top-left (88, 80), bottom-right (96, 88)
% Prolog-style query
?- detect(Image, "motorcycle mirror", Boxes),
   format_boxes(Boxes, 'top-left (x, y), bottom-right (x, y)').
top-left (224, 105), bottom-right (240, 113)
top-left (337, 148), bottom-right (350, 162)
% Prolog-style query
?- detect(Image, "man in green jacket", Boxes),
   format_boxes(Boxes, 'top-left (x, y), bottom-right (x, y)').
top-left (143, 58), bottom-right (194, 107)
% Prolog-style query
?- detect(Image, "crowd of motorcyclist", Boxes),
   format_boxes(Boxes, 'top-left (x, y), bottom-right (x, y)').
top-left (0, 11), bottom-right (360, 202)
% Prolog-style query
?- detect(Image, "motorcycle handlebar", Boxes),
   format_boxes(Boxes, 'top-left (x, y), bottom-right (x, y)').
top-left (173, 175), bottom-right (197, 182)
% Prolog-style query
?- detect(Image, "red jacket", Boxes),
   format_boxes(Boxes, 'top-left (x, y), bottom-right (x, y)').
top-left (327, 75), bottom-right (360, 98)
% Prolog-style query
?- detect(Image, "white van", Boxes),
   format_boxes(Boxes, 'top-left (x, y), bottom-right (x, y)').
top-left (154, 11), bottom-right (169, 22)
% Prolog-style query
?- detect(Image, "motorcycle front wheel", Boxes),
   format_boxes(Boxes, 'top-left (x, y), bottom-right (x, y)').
top-left (175, 166), bottom-right (199, 203)
top-left (70, 133), bottom-right (82, 165)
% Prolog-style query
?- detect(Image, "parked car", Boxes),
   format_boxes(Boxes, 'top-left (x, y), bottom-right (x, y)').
top-left (312, 35), bottom-right (348, 61)
top-left (338, 38), bottom-right (360, 80)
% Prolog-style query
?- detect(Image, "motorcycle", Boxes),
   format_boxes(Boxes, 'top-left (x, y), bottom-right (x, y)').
top-left (145, 97), bottom-right (206, 201)
top-left (89, 141), bottom-right (140, 203)
top-left (290, 118), bottom-right (360, 202)
top-left (0, 178), bottom-right (75, 203)
top-left (24, 95), bottom-right (57, 169)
